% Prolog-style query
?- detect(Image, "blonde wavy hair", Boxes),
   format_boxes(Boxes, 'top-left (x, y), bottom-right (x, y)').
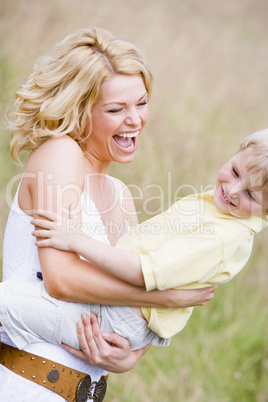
top-left (10, 28), bottom-right (152, 164)
top-left (239, 128), bottom-right (268, 186)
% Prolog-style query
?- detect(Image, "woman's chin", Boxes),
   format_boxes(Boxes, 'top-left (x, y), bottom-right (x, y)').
top-left (115, 153), bottom-right (136, 164)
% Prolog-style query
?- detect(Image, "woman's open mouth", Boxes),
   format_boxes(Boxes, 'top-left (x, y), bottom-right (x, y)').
top-left (113, 131), bottom-right (139, 153)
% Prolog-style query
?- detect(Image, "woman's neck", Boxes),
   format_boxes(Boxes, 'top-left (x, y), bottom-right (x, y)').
top-left (83, 152), bottom-right (112, 192)
top-left (84, 150), bottom-right (111, 174)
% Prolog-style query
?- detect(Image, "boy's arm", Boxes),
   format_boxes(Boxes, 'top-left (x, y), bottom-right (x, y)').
top-left (32, 211), bottom-right (145, 286)
top-left (72, 233), bottom-right (145, 286)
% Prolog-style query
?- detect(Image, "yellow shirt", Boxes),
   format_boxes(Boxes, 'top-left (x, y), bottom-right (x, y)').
top-left (117, 191), bottom-right (267, 338)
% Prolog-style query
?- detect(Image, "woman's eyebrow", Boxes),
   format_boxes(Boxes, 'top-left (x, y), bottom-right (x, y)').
top-left (103, 92), bottom-right (148, 106)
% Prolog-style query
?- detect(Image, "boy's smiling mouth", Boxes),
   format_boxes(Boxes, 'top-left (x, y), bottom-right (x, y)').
top-left (221, 186), bottom-right (236, 207)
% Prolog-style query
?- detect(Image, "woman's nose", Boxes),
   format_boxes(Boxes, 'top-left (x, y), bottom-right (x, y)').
top-left (125, 108), bottom-right (141, 126)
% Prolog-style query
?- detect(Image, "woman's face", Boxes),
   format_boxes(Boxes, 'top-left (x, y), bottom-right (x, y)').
top-left (87, 74), bottom-right (149, 166)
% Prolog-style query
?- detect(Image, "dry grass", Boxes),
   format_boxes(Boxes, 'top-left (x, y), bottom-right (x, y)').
top-left (1, 0), bottom-right (268, 400)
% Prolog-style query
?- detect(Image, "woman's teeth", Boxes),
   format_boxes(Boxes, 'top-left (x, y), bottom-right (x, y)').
top-left (116, 131), bottom-right (139, 138)
top-left (114, 131), bottom-right (139, 150)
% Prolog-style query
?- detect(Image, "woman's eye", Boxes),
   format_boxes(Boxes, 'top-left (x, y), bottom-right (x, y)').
top-left (137, 100), bottom-right (147, 107)
top-left (107, 108), bottom-right (123, 114)
top-left (232, 167), bottom-right (239, 177)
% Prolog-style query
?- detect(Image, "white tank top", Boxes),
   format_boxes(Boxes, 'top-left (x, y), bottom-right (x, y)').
top-left (0, 175), bottom-right (127, 396)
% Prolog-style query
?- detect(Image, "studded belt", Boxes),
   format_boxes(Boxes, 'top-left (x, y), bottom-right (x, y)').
top-left (0, 342), bottom-right (108, 401)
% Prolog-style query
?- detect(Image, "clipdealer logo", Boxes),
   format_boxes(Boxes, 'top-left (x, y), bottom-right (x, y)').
top-left (5, 170), bottom-right (214, 218)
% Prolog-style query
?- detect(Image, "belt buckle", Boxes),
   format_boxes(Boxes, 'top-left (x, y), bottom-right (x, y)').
top-left (76, 375), bottom-right (107, 402)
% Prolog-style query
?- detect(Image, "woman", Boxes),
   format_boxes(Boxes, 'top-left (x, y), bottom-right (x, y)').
top-left (0, 28), bottom-right (216, 401)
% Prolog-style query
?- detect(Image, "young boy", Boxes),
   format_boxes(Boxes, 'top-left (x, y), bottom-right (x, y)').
top-left (0, 129), bottom-right (267, 351)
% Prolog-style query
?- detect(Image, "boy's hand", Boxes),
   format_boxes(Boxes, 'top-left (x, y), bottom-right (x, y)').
top-left (31, 210), bottom-right (74, 251)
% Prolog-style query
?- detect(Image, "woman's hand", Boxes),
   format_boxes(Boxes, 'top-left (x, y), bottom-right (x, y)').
top-left (62, 313), bottom-right (150, 373)
top-left (162, 285), bottom-right (218, 308)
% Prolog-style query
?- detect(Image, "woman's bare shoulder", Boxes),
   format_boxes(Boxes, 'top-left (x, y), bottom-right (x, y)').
top-left (25, 136), bottom-right (85, 187)
top-left (27, 136), bottom-right (84, 169)
top-left (30, 136), bottom-right (83, 162)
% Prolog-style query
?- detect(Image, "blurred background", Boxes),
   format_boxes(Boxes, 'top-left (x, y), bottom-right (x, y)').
top-left (1, 0), bottom-right (268, 400)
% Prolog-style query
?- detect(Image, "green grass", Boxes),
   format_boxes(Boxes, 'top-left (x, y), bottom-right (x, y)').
top-left (1, 1), bottom-right (268, 400)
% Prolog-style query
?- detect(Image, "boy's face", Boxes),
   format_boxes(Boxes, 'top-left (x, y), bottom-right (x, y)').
top-left (214, 149), bottom-right (268, 218)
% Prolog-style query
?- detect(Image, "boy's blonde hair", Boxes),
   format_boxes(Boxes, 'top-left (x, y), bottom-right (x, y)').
top-left (239, 128), bottom-right (268, 187)
top-left (10, 28), bottom-right (152, 164)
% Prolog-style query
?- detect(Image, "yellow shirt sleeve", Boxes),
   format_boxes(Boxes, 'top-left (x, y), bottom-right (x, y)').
top-left (140, 233), bottom-right (223, 291)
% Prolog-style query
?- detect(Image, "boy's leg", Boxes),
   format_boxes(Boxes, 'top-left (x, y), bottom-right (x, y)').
top-left (0, 276), bottom-right (64, 349)
top-left (60, 301), bottom-right (99, 350)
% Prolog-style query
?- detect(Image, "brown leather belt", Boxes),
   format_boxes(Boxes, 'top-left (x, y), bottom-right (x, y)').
top-left (0, 342), bottom-right (108, 401)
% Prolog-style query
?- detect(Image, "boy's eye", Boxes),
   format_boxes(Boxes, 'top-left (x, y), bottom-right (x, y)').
top-left (246, 190), bottom-right (256, 202)
top-left (232, 166), bottom-right (239, 177)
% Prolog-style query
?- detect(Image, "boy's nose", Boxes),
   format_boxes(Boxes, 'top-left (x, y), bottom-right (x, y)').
top-left (228, 180), bottom-right (245, 198)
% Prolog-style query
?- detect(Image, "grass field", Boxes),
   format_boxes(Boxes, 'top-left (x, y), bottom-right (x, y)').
top-left (1, 1), bottom-right (268, 401)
